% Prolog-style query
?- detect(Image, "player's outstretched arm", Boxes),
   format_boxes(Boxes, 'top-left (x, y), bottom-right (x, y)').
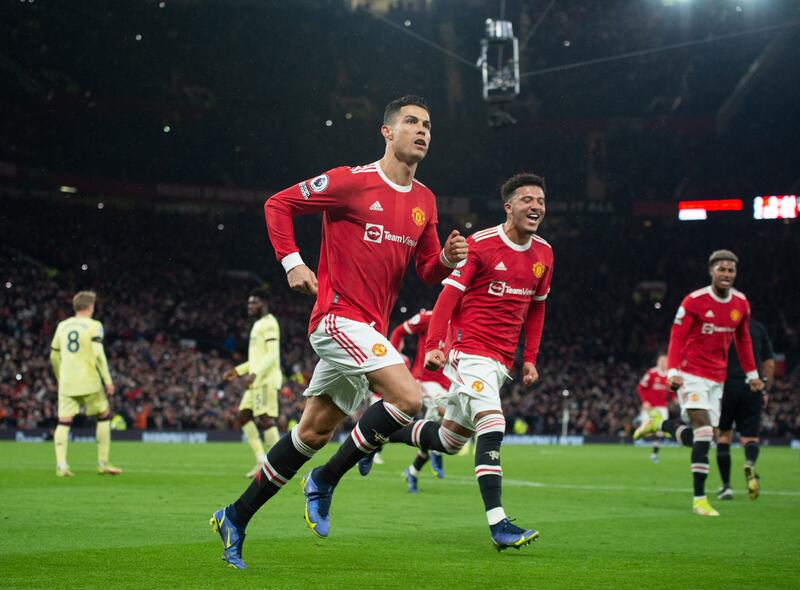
top-left (424, 284), bottom-right (463, 366)
top-left (264, 168), bottom-right (349, 294)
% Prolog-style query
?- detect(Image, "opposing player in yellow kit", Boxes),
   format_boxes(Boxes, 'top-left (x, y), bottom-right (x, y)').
top-left (49, 291), bottom-right (121, 477)
top-left (224, 287), bottom-right (283, 477)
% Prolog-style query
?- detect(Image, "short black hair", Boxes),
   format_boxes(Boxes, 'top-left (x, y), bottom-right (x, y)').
top-left (383, 95), bottom-right (429, 125)
top-left (250, 286), bottom-right (270, 302)
top-left (500, 173), bottom-right (546, 203)
top-left (708, 249), bottom-right (738, 268)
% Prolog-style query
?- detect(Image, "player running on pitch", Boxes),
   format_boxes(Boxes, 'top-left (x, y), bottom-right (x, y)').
top-left (372, 172), bottom-right (553, 550)
top-left (632, 353), bottom-right (675, 463)
top-left (210, 95), bottom-right (467, 568)
top-left (644, 250), bottom-right (763, 516)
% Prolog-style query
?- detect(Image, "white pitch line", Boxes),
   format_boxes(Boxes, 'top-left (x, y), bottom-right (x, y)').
top-left (366, 472), bottom-right (800, 497)
top-left (4, 462), bottom-right (799, 497)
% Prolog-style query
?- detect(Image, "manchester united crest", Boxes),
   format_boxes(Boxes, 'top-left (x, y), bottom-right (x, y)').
top-left (532, 262), bottom-right (545, 278)
top-left (411, 207), bottom-right (426, 227)
top-left (730, 309), bottom-right (741, 322)
top-left (372, 343), bottom-right (387, 357)
top-left (471, 380), bottom-right (484, 393)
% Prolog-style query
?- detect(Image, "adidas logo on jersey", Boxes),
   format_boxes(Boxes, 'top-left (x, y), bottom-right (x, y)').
top-left (705, 310), bottom-right (715, 318)
top-left (369, 201), bottom-right (384, 212)
top-left (494, 261), bottom-right (507, 271)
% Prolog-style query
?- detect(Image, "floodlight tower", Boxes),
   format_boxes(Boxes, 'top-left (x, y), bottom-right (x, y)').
top-left (479, 19), bottom-right (520, 126)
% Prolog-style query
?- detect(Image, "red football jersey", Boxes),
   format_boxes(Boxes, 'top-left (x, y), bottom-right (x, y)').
top-left (637, 367), bottom-right (674, 407)
top-left (667, 286), bottom-right (758, 383)
top-left (427, 224), bottom-right (554, 369)
top-left (389, 310), bottom-right (451, 388)
top-left (265, 162), bottom-right (452, 335)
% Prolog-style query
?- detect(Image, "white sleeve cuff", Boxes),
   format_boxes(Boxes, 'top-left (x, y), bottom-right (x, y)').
top-left (667, 368), bottom-right (680, 379)
top-left (281, 252), bottom-right (304, 273)
top-left (442, 278), bottom-right (466, 292)
top-left (439, 249), bottom-right (457, 268)
top-left (745, 370), bottom-right (760, 382)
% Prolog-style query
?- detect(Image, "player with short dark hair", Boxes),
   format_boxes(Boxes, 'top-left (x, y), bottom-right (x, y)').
top-left (209, 95), bottom-right (468, 568)
top-left (716, 318), bottom-right (774, 500)
top-left (654, 250), bottom-right (764, 516)
top-left (223, 287), bottom-right (283, 477)
top-left (373, 172), bottom-right (552, 550)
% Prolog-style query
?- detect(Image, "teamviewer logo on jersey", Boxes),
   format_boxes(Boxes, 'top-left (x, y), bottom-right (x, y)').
top-left (488, 281), bottom-right (506, 297)
top-left (364, 223), bottom-right (384, 243)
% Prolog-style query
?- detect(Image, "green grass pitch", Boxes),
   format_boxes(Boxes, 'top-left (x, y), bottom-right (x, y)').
top-left (2, 441), bottom-right (799, 589)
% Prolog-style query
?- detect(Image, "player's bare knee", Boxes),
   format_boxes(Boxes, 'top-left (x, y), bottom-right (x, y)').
top-left (393, 390), bottom-right (422, 417)
top-left (296, 422), bottom-right (334, 449)
top-left (368, 364), bottom-right (421, 415)
top-left (717, 430), bottom-right (732, 444)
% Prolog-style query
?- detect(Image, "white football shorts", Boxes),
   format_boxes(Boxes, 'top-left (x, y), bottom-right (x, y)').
top-left (441, 350), bottom-right (509, 431)
top-left (304, 314), bottom-right (405, 415)
top-left (678, 372), bottom-right (723, 427)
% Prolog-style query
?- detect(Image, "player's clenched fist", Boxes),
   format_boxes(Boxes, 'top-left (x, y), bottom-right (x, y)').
top-left (287, 264), bottom-right (318, 295)
top-left (668, 375), bottom-right (683, 391)
top-left (522, 362), bottom-right (539, 386)
top-left (424, 348), bottom-right (446, 371)
top-left (444, 230), bottom-right (468, 264)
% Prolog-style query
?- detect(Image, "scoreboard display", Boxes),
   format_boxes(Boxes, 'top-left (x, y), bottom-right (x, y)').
top-left (753, 195), bottom-right (799, 220)
top-left (676, 195), bottom-right (798, 221)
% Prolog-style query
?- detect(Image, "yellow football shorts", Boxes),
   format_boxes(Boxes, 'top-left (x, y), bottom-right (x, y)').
top-left (58, 391), bottom-right (110, 419)
top-left (239, 385), bottom-right (278, 418)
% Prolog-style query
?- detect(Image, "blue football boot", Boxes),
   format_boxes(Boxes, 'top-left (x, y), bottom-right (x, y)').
top-left (210, 506), bottom-right (247, 569)
top-left (403, 468), bottom-right (419, 493)
top-left (490, 518), bottom-right (539, 551)
top-left (430, 452), bottom-right (445, 479)
top-left (302, 467), bottom-right (334, 538)
top-left (357, 449), bottom-right (378, 477)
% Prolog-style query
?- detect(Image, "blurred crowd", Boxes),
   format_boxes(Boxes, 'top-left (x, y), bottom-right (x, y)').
top-left (1, 195), bottom-right (797, 439)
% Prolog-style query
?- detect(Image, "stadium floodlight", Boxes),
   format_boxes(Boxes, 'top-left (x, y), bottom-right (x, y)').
top-left (479, 19), bottom-right (520, 103)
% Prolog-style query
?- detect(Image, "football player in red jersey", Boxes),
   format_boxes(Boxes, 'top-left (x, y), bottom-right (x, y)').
top-left (658, 250), bottom-right (764, 517)
top-left (378, 173), bottom-right (553, 551)
top-left (632, 353), bottom-right (675, 463)
top-left (210, 95), bottom-right (468, 568)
